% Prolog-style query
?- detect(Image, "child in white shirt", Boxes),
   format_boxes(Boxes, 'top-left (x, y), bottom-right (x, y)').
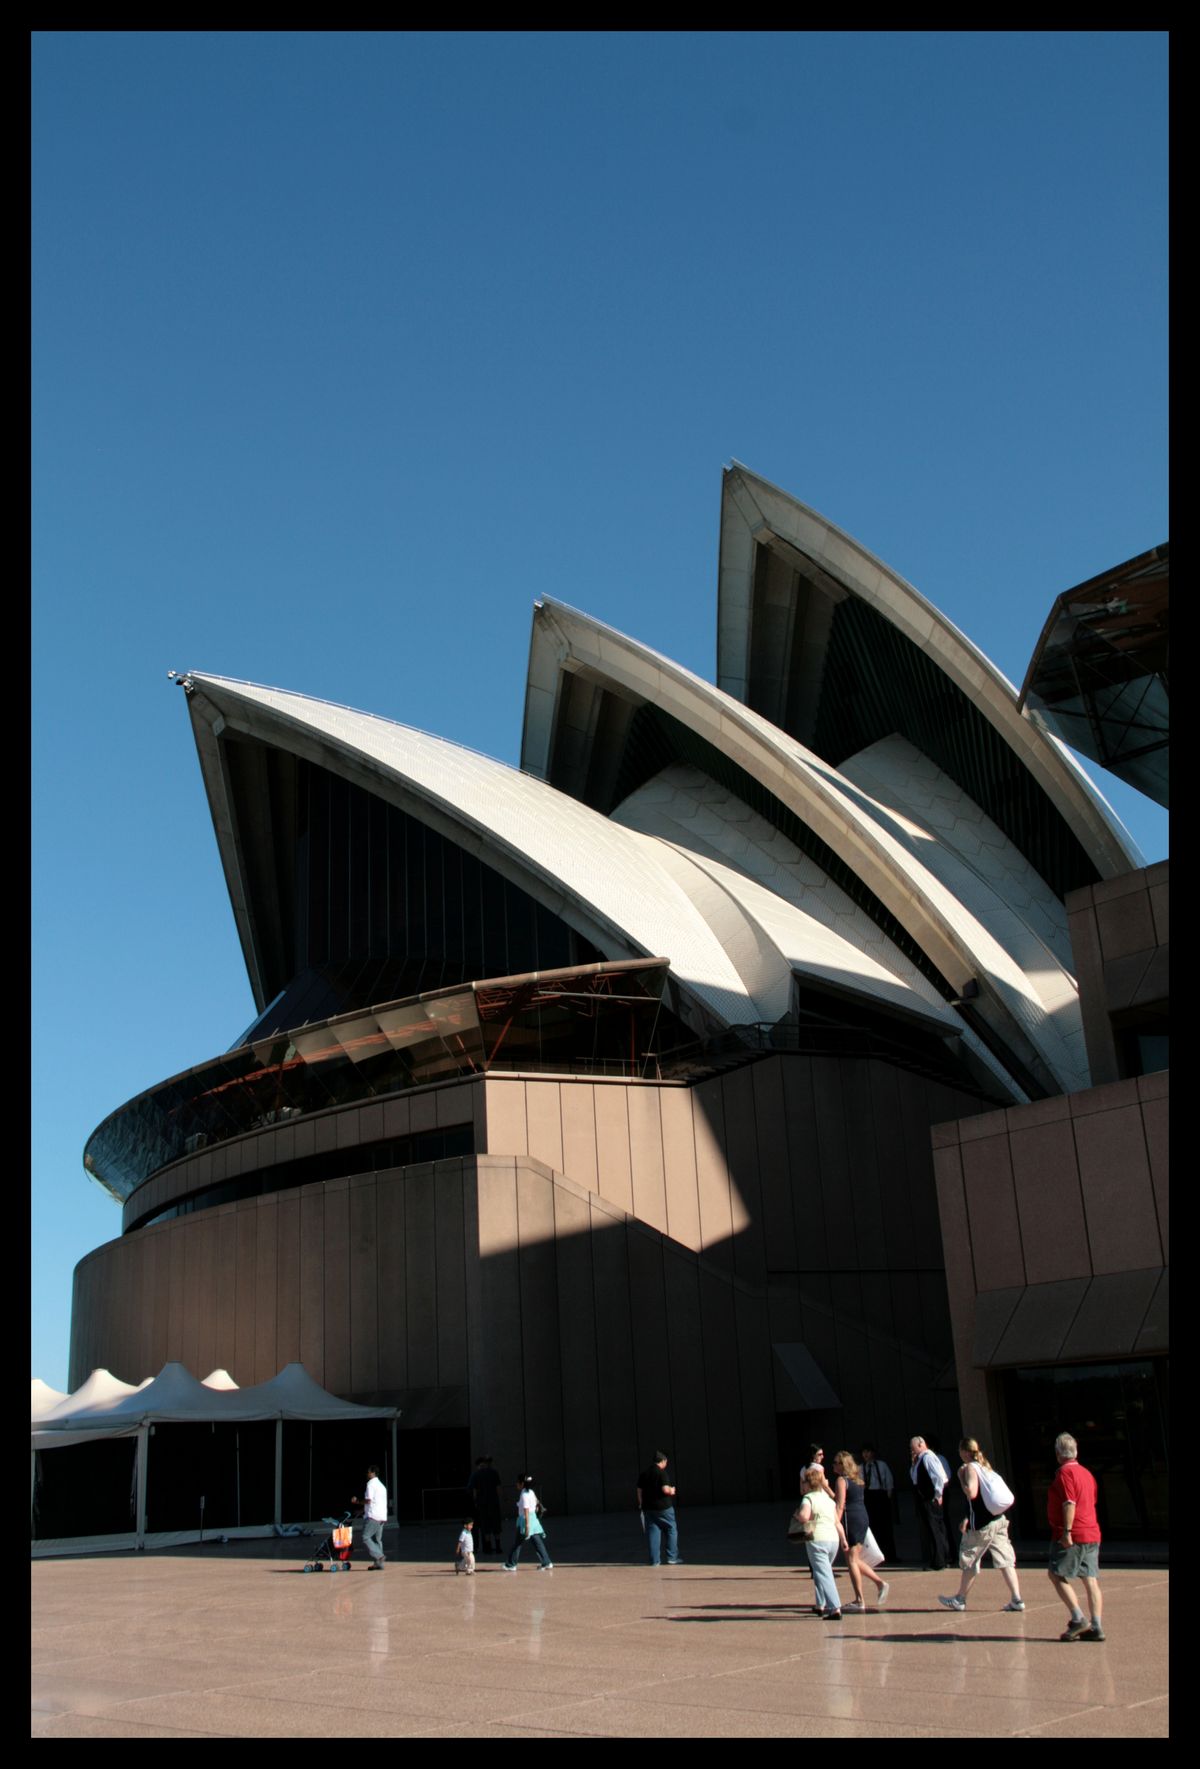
top-left (455, 1520), bottom-right (476, 1575)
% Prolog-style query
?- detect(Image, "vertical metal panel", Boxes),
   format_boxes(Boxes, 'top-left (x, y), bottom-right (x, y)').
top-left (663, 1247), bottom-right (712, 1504)
top-left (811, 1059), bottom-right (853, 1261)
top-left (525, 1081), bottom-right (564, 1174)
top-left (627, 1087), bottom-right (668, 1236)
top-left (483, 1077), bottom-right (528, 1157)
top-left (517, 1164), bottom-right (565, 1503)
top-left (348, 1179), bottom-right (379, 1395)
top-left (191, 1212), bottom-right (218, 1381)
top-left (589, 1200), bottom-right (639, 1510)
top-left (552, 1181), bottom-right (604, 1513)
top-left (168, 1217), bottom-right (188, 1365)
top-left (626, 1224), bottom-right (671, 1471)
top-left (404, 1167), bottom-right (438, 1386)
top-left (559, 1082), bottom-right (599, 1192)
top-left (593, 1086), bottom-right (634, 1216)
top-left (752, 1059), bottom-right (795, 1271)
top-left (234, 1205), bottom-right (258, 1383)
top-left (870, 1062), bottom-right (917, 1272)
top-left (375, 1168), bottom-right (408, 1390)
top-left (692, 1078), bottom-right (733, 1268)
top-left (275, 1195), bottom-right (302, 1367)
top-left (322, 1181), bottom-right (351, 1393)
top-left (475, 1159), bottom-right (526, 1467)
top-left (733, 1286), bottom-right (778, 1499)
top-left (436, 1161), bottom-right (468, 1385)
top-left (842, 1060), bottom-right (886, 1269)
top-left (298, 1188), bottom-right (325, 1385)
top-left (214, 1210), bottom-right (239, 1378)
top-left (660, 1087), bottom-right (701, 1251)
top-left (698, 1267), bottom-right (746, 1499)
top-left (254, 1199), bottom-right (278, 1381)
top-left (721, 1066), bottom-right (765, 1283)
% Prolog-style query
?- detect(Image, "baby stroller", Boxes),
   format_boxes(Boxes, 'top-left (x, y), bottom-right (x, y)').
top-left (303, 1511), bottom-right (355, 1573)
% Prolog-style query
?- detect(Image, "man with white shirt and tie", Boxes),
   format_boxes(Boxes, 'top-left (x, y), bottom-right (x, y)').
top-left (910, 1435), bottom-right (951, 1571)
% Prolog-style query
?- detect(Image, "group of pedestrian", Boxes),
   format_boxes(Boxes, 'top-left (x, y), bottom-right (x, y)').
top-left (352, 1432), bottom-right (1108, 1643)
top-left (787, 1429), bottom-right (1107, 1638)
top-left (793, 1451), bottom-right (891, 1619)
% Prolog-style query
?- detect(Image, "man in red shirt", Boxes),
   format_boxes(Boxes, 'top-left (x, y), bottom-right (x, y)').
top-left (1047, 1432), bottom-right (1104, 1642)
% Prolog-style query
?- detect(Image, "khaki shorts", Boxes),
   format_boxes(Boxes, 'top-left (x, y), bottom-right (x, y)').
top-left (959, 1515), bottom-right (1016, 1572)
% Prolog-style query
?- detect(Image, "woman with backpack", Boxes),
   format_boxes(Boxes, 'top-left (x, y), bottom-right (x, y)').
top-left (937, 1438), bottom-right (1026, 1614)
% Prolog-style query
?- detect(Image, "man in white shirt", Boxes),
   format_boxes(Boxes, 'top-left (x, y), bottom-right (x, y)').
top-left (910, 1436), bottom-right (950, 1571)
top-left (356, 1464), bottom-right (388, 1571)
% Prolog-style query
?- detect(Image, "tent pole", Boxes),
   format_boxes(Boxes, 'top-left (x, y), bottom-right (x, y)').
top-left (274, 1419), bottom-right (283, 1531)
top-left (136, 1426), bottom-right (149, 1549)
top-left (391, 1418), bottom-right (398, 1527)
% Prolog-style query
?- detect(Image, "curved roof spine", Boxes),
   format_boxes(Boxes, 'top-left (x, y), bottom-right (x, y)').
top-left (716, 463), bottom-right (1140, 884)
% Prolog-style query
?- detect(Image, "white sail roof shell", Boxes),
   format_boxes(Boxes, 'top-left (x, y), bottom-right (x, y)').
top-left (188, 673), bottom-right (959, 1033)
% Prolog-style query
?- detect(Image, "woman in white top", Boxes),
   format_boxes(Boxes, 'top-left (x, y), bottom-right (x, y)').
top-left (503, 1476), bottom-right (554, 1572)
top-left (797, 1464), bottom-right (849, 1619)
top-left (937, 1438), bottom-right (1025, 1613)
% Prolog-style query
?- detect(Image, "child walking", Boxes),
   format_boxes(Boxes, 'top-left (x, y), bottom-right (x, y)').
top-left (455, 1518), bottom-right (476, 1575)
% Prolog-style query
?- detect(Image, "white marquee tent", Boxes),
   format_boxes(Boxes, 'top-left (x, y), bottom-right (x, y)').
top-left (32, 1363), bottom-right (400, 1556)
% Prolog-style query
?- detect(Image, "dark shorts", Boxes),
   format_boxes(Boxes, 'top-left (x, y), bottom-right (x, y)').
top-left (1049, 1540), bottom-right (1100, 1580)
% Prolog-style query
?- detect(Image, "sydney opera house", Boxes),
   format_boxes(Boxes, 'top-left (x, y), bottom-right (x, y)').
top-left (73, 468), bottom-right (1168, 1533)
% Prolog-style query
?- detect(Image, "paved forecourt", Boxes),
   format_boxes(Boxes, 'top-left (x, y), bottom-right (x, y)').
top-left (32, 1506), bottom-right (1168, 1738)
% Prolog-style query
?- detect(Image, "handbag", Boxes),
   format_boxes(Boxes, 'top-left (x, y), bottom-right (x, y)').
top-left (788, 1504), bottom-right (815, 1543)
top-left (861, 1528), bottom-right (885, 1568)
top-left (976, 1465), bottom-right (1015, 1514)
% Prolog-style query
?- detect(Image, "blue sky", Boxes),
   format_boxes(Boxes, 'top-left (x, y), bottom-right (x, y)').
top-left (32, 31), bottom-right (1168, 1389)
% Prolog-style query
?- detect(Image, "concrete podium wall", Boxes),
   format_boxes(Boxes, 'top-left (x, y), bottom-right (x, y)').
top-left (73, 1055), bottom-right (989, 1507)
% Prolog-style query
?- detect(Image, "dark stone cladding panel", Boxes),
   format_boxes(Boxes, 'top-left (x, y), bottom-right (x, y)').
top-left (947, 1085), bottom-right (1167, 1296)
top-left (1059, 1268), bottom-right (1163, 1362)
top-left (120, 1077), bottom-right (482, 1233)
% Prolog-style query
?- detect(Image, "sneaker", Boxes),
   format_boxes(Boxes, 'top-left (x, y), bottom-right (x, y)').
top-left (538, 1563), bottom-right (554, 1572)
top-left (1079, 1625), bottom-right (1106, 1642)
top-left (820, 1610), bottom-right (843, 1620)
top-left (502, 1564), bottom-right (517, 1574)
top-left (938, 1595), bottom-right (966, 1611)
top-left (1002, 1599), bottom-right (1026, 1613)
top-left (1060, 1618), bottom-right (1089, 1640)
top-left (843, 1601), bottom-right (865, 1613)
top-left (876, 1581), bottom-right (890, 1609)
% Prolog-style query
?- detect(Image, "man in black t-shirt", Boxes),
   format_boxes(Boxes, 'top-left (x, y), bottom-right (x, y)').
top-left (636, 1451), bottom-right (682, 1567)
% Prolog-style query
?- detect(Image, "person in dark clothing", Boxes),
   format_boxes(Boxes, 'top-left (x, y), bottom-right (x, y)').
top-left (466, 1456), bottom-right (503, 1553)
top-left (859, 1443), bottom-right (898, 1564)
top-left (637, 1451), bottom-right (682, 1567)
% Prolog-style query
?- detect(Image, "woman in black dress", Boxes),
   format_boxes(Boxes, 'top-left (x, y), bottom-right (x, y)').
top-left (833, 1451), bottom-right (890, 1612)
